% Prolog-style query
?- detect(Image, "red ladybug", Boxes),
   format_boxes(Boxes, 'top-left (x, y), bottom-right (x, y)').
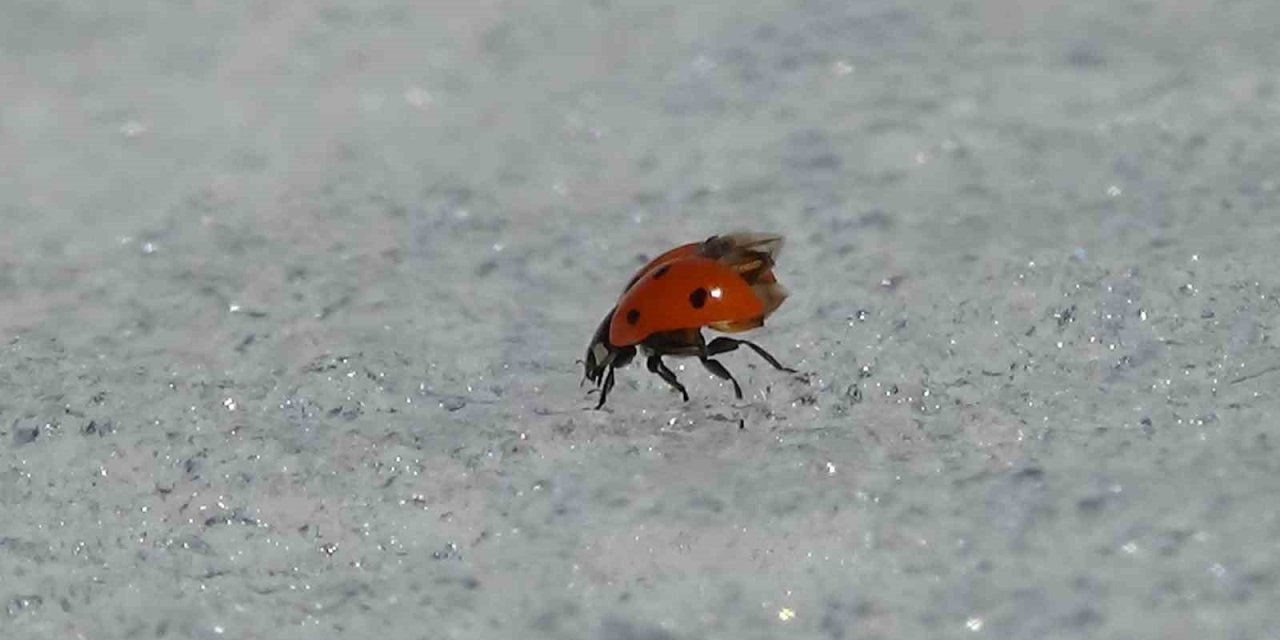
top-left (583, 232), bottom-right (794, 408)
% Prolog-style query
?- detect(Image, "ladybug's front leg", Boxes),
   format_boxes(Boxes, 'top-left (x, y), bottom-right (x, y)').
top-left (593, 346), bottom-right (636, 410)
top-left (595, 365), bottom-right (616, 410)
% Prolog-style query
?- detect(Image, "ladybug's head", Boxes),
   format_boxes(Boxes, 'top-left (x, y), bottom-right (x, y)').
top-left (583, 310), bottom-right (634, 385)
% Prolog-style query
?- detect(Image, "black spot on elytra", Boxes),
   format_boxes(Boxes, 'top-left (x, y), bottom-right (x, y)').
top-left (651, 264), bottom-right (670, 278)
top-left (689, 288), bottom-right (708, 309)
top-left (625, 309), bottom-right (640, 325)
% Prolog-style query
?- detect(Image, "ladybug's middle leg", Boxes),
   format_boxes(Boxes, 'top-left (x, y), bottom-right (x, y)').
top-left (705, 337), bottom-right (797, 373)
top-left (696, 331), bottom-right (744, 399)
top-left (698, 356), bottom-right (744, 400)
top-left (646, 355), bottom-right (690, 402)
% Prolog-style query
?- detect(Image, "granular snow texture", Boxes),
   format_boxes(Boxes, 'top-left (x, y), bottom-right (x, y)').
top-left (3, 1), bottom-right (1279, 638)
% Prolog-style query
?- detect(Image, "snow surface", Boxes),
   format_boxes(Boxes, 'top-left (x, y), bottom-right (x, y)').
top-left (3, 0), bottom-right (1279, 638)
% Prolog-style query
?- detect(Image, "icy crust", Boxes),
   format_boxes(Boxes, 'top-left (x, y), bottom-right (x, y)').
top-left (3, 250), bottom-right (1278, 638)
top-left (4, 0), bottom-right (1280, 637)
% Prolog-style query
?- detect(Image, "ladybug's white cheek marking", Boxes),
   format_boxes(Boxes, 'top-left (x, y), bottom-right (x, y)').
top-left (591, 343), bottom-right (610, 364)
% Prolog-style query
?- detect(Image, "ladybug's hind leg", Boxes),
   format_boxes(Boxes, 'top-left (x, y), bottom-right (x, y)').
top-left (645, 355), bottom-right (690, 402)
top-left (706, 337), bottom-right (797, 373)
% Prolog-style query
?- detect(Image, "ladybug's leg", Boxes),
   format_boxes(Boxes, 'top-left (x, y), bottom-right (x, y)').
top-left (594, 346), bottom-right (636, 409)
top-left (705, 337), bottom-right (797, 373)
top-left (696, 332), bottom-right (744, 399)
top-left (698, 356), bottom-right (744, 400)
top-left (646, 355), bottom-right (690, 402)
top-left (595, 365), bottom-right (616, 409)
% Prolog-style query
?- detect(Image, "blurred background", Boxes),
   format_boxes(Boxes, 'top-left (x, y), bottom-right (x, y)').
top-left (3, 0), bottom-right (1279, 638)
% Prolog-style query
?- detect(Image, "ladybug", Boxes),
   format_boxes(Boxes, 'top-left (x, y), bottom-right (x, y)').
top-left (583, 232), bottom-right (795, 409)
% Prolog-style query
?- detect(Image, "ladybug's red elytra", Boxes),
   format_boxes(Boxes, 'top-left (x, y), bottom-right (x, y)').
top-left (582, 232), bottom-right (795, 409)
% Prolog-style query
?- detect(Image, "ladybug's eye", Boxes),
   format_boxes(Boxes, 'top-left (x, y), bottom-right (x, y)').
top-left (688, 288), bottom-right (708, 309)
